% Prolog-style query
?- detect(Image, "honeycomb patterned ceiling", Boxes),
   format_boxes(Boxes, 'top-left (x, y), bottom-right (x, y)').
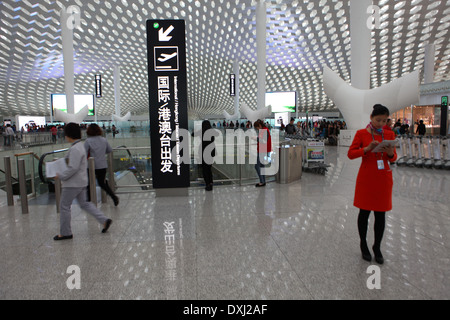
top-left (1, 0), bottom-right (450, 118)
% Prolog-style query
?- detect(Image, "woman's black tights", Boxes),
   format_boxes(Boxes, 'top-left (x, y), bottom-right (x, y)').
top-left (358, 209), bottom-right (386, 255)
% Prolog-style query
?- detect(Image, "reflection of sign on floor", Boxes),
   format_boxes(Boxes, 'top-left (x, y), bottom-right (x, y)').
top-left (154, 46), bottom-right (179, 71)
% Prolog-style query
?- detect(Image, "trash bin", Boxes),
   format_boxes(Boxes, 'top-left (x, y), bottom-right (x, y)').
top-left (275, 144), bottom-right (302, 184)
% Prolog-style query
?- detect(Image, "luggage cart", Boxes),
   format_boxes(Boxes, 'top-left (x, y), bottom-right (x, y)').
top-left (396, 135), bottom-right (409, 166)
top-left (432, 136), bottom-right (444, 169)
top-left (405, 135), bottom-right (416, 167)
top-left (424, 136), bottom-right (434, 168)
top-left (302, 139), bottom-right (330, 175)
top-left (414, 136), bottom-right (425, 167)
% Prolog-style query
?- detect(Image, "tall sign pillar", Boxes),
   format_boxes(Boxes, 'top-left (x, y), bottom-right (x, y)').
top-left (441, 96), bottom-right (449, 136)
top-left (147, 20), bottom-right (190, 189)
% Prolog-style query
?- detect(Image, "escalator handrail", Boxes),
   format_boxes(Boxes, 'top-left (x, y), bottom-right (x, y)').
top-left (38, 148), bottom-right (69, 184)
top-left (112, 145), bottom-right (150, 190)
top-left (113, 145), bottom-right (134, 159)
top-left (0, 168), bottom-right (19, 182)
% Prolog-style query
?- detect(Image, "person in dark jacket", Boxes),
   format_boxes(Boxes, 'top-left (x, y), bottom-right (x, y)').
top-left (200, 121), bottom-right (216, 191)
top-left (416, 120), bottom-right (426, 136)
top-left (285, 118), bottom-right (296, 135)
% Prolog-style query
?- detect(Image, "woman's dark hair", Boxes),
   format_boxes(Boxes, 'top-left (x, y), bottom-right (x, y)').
top-left (371, 104), bottom-right (390, 117)
top-left (253, 119), bottom-right (266, 129)
top-left (87, 123), bottom-right (103, 137)
top-left (64, 122), bottom-right (81, 139)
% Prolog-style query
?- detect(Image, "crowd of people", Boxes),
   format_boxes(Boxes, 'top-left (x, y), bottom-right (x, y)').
top-left (375, 118), bottom-right (430, 136)
top-left (0, 123), bottom-right (94, 148)
top-left (212, 120), bottom-right (253, 129)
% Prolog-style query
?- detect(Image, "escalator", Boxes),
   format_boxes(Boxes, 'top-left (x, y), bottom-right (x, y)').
top-left (38, 145), bottom-right (153, 192)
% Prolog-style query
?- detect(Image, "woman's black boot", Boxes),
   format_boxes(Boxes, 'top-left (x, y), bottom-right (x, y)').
top-left (360, 242), bottom-right (372, 262)
top-left (372, 245), bottom-right (384, 264)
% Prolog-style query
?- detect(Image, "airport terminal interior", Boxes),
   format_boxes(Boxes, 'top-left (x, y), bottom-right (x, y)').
top-left (1, 0), bottom-right (450, 300)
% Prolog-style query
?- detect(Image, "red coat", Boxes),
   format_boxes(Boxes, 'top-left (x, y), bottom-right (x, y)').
top-left (348, 129), bottom-right (397, 212)
top-left (257, 128), bottom-right (272, 153)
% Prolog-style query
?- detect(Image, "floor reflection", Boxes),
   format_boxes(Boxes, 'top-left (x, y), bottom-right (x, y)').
top-left (0, 146), bottom-right (449, 299)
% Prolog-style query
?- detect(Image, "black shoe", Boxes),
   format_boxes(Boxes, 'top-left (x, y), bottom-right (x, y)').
top-left (102, 219), bottom-right (113, 233)
top-left (205, 184), bottom-right (213, 191)
top-left (373, 245), bottom-right (384, 264)
top-left (54, 235), bottom-right (73, 241)
top-left (113, 196), bottom-right (119, 206)
top-left (255, 183), bottom-right (266, 187)
top-left (360, 243), bottom-right (372, 262)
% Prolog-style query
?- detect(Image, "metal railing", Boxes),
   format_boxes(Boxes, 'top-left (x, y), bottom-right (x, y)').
top-left (2, 157), bottom-right (15, 207)
top-left (14, 151), bottom-right (40, 199)
top-left (2, 155), bottom-right (29, 213)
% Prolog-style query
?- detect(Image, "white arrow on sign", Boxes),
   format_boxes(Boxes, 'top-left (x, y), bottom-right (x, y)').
top-left (159, 25), bottom-right (174, 42)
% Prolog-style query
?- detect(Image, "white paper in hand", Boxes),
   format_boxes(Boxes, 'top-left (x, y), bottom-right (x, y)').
top-left (371, 139), bottom-right (399, 153)
top-left (45, 158), bottom-right (68, 178)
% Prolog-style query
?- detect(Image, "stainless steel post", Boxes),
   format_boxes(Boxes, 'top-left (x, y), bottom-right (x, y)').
top-left (55, 177), bottom-right (61, 213)
top-left (88, 157), bottom-right (97, 206)
top-left (17, 159), bottom-right (29, 214)
top-left (107, 152), bottom-right (116, 192)
top-left (4, 156), bottom-right (14, 206)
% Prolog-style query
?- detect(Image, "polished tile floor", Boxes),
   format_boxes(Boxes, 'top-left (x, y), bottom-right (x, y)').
top-left (0, 146), bottom-right (449, 300)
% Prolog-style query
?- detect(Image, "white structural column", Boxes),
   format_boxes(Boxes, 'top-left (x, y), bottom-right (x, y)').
top-left (323, 0), bottom-right (420, 132)
top-left (233, 59), bottom-right (240, 117)
top-left (424, 43), bottom-right (435, 84)
top-left (60, 8), bottom-right (75, 115)
top-left (350, 0), bottom-right (371, 90)
top-left (256, 0), bottom-right (267, 110)
top-left (114, 66), bottom-right (121, 116)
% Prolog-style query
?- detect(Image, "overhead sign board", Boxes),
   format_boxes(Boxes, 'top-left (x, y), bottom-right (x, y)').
top-left (230, 74), bottom-right (236, 96)
top-left (95, 75), bottom-right (102, 98)
top-left (441, 96), bottom-right (449, 136)
top-left (147, 20), bottom-right (190, 189)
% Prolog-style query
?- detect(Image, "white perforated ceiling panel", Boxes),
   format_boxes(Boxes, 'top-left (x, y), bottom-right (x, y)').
top-left (1, 0), bottom-right (449, 118)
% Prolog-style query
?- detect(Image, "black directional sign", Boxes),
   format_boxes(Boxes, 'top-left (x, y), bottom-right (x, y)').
top-left (147, 20), bottom-right (190, 189)
top-left (230, 74), bottom-right (236, 97)
top-left (441, 96), bottom-right (449, 136)
top-left (95, 75), bottom-right (102, 98)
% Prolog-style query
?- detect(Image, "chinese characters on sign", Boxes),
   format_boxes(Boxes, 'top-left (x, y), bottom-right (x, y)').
top-left (158, 76), bottom-right (173, 173)
top-left (147, 20), bottom-right (190, 188)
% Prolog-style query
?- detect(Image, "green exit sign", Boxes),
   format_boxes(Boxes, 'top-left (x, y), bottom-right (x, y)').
top-left (442, 96), bottom-right (448, 107)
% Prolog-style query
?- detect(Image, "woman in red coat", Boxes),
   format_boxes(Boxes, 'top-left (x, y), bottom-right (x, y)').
top-left (348, 104), bottom-right (397, 264)
top-left (253, 119), bottom-right (272, 187)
